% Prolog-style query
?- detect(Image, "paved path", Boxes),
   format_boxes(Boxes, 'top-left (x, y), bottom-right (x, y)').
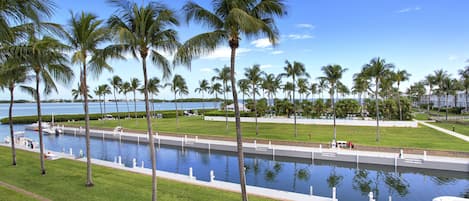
top-left (415, 120), bottom-right (469, 142)
top-left (0, 181), bottom-right (51, 201)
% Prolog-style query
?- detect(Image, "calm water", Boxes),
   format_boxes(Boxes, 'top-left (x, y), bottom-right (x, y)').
top-left (0, 124), bottom-right (468, 201)
top-left (0, 101), bottom-right (219, 119)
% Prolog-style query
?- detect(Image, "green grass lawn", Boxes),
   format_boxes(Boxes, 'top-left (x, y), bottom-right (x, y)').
top-left (0, 146), bottom-right (273, 201)
top-left (0, 185), bottom-right (39, 201)
top-left (65, 116), bottom-right (469, 152)
top-left (413, 113), bottom-right (430, 120)
top-left (429, 122), bottom-right (469, 137)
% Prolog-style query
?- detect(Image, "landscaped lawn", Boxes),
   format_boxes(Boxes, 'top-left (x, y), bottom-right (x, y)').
top-left (0, 185), bottom-right (39, 201)
top-left (429, 122), bottom-right (469, 137)
top-left (65, 116), bottom-right (469, 152)
top-left (0, 146), bottom-right (274, 201)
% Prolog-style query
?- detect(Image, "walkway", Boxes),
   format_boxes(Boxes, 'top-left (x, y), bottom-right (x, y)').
top-left (415, 119), bottom-right (469, 142)
top-left (0, 181), bottom-right (51, 201)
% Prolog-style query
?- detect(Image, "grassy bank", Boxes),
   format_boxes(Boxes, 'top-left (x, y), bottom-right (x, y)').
top-left (430, 122), bottom-right (469, 137)
top-left (0, 185), bottom-right (39, 201)
top-left (64, 116), bottom-right (469, 152)
top-left (0, 146), bottom-right (273, 201)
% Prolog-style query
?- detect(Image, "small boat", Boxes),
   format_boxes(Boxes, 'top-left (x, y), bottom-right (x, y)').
top-left (5, 132), bottom-right (38, 149)
top-left (433, 196), bottom-right (469, 201)
top-left (25, 122), bottom-right (51, 131)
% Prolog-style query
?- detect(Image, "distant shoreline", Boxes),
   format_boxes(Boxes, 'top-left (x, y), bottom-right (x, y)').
top-left (0, 98), bottom-right (223, 104)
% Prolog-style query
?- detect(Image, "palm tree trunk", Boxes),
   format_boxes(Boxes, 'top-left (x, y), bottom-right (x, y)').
top-left (103, 94), bottom-right (107, 114)
top-left (98, 95), bottom-right (103, 119)
top-left (224, 83), bottom-right (228, 130)
top-left (253, 85), bottom-right (258, 136)
top-left (175, 93), bottom-right (178, 129)
top-left (398, 83), bottom-right (402, 120)
top-left (125, 94), bottom-right (130, 118)
top-left (113, 88), bottom-right (121, 126)
top-left (8, 86), bottom-right (17, 166)
top-left (375, 79), bottom-right (380, 142)
top-left (35, 72), bottom-right (46, 175)
top-left (230, 44), bottom-right (248, 201)
top-left (293, 77), bottom-right (297, 138)
top-left (142, 56), bottom-right (157, 201)
top-left (82, 63), bottom-right (93, 186)
top-left (332, 83), bottom-right (336, 143)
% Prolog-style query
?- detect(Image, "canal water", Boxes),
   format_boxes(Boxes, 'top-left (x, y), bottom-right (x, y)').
top-left (0, 124), bottom-right (467, 201)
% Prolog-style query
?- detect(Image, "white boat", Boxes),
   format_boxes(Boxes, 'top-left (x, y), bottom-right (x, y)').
top-left (25, 122), bottom-right (51, 131)
top-left (4, 132), bottom-right (38, 149)
top-left (433, 196), bottom-right (469, 201)
top-left (43, 127), bottom-right (63, 135)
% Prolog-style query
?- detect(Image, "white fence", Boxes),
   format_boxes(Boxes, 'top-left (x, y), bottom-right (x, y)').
top-left (204, 116), bottom-right (418, 128)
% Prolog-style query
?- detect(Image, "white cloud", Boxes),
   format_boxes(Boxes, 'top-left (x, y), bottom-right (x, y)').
top-left (296, 23), bottom-right (315, 29)
top-left (250, 38), bottom-right (273, 48)
top-left (396, 6), bottom-right (421, 13)
top-left (259, 64), bottom-right (273, 69)
top-left (271, 50), bottom-right (284, 55)
top-left (200, 67), bottom-right (212, 72)
top-left (200, 47), bottom-right (251, 60)
top-left (287, 34), bottom-right (314, 40)
top-left (448, 55), bottom-right (459, 61)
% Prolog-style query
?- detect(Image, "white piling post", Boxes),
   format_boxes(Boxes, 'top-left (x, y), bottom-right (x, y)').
top-left (137, 136), bottom-right (139, 145)
top-left (141, 161), bottom-right (144, 168)
top-left (79, 126), bottom-right (82, 134)
top-left (254, 140), bottom-right (257, 149)
top-left (118, 156), bottom-right (122, 165)
top-left (210, 170), bottom-right (215, 182)
top-left (309, 185), bottom-right (313, 196)
top-left (319, 144), bottom-right (322, 152)
top-left (394, 155), bottom-right (398, 172)
top-left (423, 151), bottom-right (427, 161)
top-left (189, 167), bottom-right (194, 179)
top-left (272, 147), bottom-right (275, 161)
top-left (184, 135), bottom-right (187, 143)
top-left (79, 149), bottom-right (83, 158)
top-left (208, 143), bottom-right (211, 154)
top-left (132, 158), bottom-right (136, 168)
top-left (268, 141), bottom-right (272, 149)
top-left (181, 137), bottom-right (184, 150)
top-left (69, 148), bottom-right (73, 156)
top-left (388, 195), bottom-right (392, 201)
top-left (368, 192), bottom-right (374, 201)
top-left (195, 136), bottom-right (198, 143)
top-left (332, 187), bottom-right (337, 201)
top-left (311, 151), bottom-right (314, 163)
top-left (400, 149), bottom-right (404, 159)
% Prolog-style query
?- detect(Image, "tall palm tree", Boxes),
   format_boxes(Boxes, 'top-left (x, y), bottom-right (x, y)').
top-left (263, 73), bottom-right (281, 116)
top-left (209, 82), bottom-right (223, 108)
top-left (71, 82), bottom-right (92, 101)
top-left (283, 82), bottom-right (294, 102)
top-left (65, 11), bottom-right (118, 186)
top-left (318, 64), bottom-right (347, 143)
top-left (109, 75), bottom-right (122, 124)
top-left (318, 78), bottom-right (327, 100)
top-left (362, 57), bottom-right (394, 142)
top-left (130, 78), bottom-right (141, 120)
top-left (18, 35), bottom-right (73, 175)
top-left (441, 77), bottom-right (459, 120)
top-left (297, 78), bottom-right (309, 102)
top-left (393, 69), bottom-right (411, 120)
top-left (433, 69), bottom-right (448, 112)
top-left (244, 64), bottom-right (263, 136)
top-left (238, 79), bottom-right (250, 105)
top-left (212, 66), bottom-right (231, 129)
top-left (309, 83), bottom-right (318, 101)
top-left (120, 81), bottom-right (132, 118)
top-left (147, 77), bottom-right (162, 118)
top-left (194, 79), bottom-right (210, 112)
top-left (0, 62), bottom-right (28, 166)
top-left (98, 84), bottom-right (112, 115)
top-left (424, 75), bottom-right (436, 112)
top-left (108, 1), bottom-right (180, 199)
top-left (280, 60), bottom-right (309, 138)
top-left (458, 67), bottom-right (469, 111)
top-left (166, 74), bottom-right (188, 128)
top-left (352, 72), bottom-right (369, 118)
top-left (175, 1), bottom-right (287, 199)
top-left (94, 86), bottom-right (103, 118)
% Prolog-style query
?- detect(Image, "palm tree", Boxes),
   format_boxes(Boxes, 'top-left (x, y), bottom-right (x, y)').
top-left (433, 69), bottom-right (448, 112)
top-left (120, 81), bottom-right (132, 118)
top-left (297, 78), bottom-right (309, 102)
top-left (352, 72), bottom-right (369, 118)
top-left (280, 60), bottom-right (310, 138)
top-left (244, 64), bottom-right (263, 136)
top-left (17, 35), bottom-right (73, 175)
top-left (147, 77), bottom-right (162, 118)
top-left (318, 78), bottom-right (327, 100)
top-left (194, 79), bottom-right (210, 112)
top-left (393, 69), bottom-right (411, 120)
top-left (308, 83), bottom-right (317, 101)
top-left (94, 86), bottom-right (103, 118)
top-left (209, 82), bottom-right (223, 109)
top-left (263, 73), bottom-right (281, 116)
top-left (130, 78), bottom-right (141, 120)
top-left (458, 67), bottom-right (469, 111)
top-left (98, 84), bottom-right (112, 115)
top-left (238, 79), bottom-right (250, 105)
top-left (424, 75), bottom-right (436, 112)
top-left (108, 1), bottom-right (180, 199)
top-left (441, 77), bottom-right (459, 120)
top-left (318, 64), bottom-right (347, 143)
top-left (109, 75), bottom-right (122, 124)
top-left (362, 57), bottom-right (395, 142)
top-left (0, 62), bottom-right (28, 166)
top-left (212, 66), bottom-right (231, 129)
top-left (71, 82), bottom-right (92, 101)
top-left (166, 74), bottom-right (188, 128)
top-left (283, 82), bottom-right (294, 102)
top-left (175, 1), bottom-right (286, 199)
top-left (65, 11), bottom-right (118, 186)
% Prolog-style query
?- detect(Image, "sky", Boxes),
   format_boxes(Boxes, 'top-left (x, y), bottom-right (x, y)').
top-left (2, 0), bottom-right (469, 101)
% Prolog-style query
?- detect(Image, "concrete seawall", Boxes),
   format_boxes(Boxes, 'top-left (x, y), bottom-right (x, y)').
top-left (61, 127), bottom-right (468, 172)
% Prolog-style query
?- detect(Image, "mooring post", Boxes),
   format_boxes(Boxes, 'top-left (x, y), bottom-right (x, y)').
top-left (310, 185), bottom-right (313, 196)
top-left (368, 192), bottom-right (374, 201)
top-left (268, 141), bottom-right (272, 149)
top-left (208, 143), bottom-right (211, 154)
top-left (184, 135), bottom-right (187, 143)
top-left (195, 136), bottom-right (198, 143)
top-left (394, 155), bottom-right (398, 172)
top-left (69, 148), bottom-right (73, 156)
top-left (332, 187), bottom-right (337, 201)
top-left (210, 170), bottom-right (215, 182)
top-left (423, 151), bottom-right (427, 161)
top-left (118, 156), bottom-right (122, 165)
top-left (319, 144), bottom-right (322, 153)
top-left (189, 167), bottom-right (194, 179)
top-left (132, 158), bottom-right (136, 168)
top-left (254, 140), bottom-right (257, 149)
top-left (141, 161), bottom-right (144, 168)
top-left (311, 151), bottom-right (314, 163)
top-left (389, 195), bottom-right (392, 201)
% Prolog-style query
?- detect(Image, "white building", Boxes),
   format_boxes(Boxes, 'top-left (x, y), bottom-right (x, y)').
top-left (225, 103), bottom-right (250, 112)
top-left (419, 91), bottom-right (468, 108)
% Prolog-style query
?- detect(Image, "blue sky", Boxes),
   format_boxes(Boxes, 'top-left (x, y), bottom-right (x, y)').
top-left (3, 0), bottom-right (468, 101)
